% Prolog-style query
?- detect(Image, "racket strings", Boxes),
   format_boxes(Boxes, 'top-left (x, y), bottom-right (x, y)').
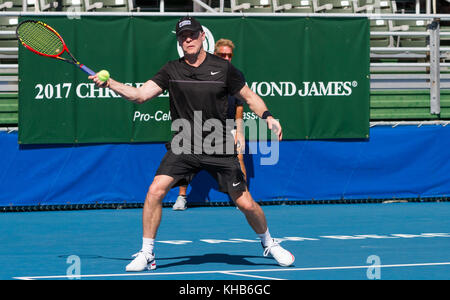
top-left (17, 21), bottom-right (64, 56)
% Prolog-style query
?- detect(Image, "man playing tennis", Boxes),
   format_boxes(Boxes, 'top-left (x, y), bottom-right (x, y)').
top-left (173, 38), bottom-right (247, 211)
top-left (89, 16), bottom-right (294, 271)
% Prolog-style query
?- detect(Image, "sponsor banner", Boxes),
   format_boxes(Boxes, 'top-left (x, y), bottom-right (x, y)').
top-left (18, 16), bottom-right (369, 144)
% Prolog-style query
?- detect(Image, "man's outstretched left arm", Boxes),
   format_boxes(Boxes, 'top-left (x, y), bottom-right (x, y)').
top-left (236, 85), bottom-right (283, 141)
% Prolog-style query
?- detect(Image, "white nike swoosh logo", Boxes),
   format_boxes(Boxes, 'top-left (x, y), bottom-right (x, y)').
top-left (211, 71), bottom-right (220, 75)
top-left (232, 182), bottom-right (241, 187)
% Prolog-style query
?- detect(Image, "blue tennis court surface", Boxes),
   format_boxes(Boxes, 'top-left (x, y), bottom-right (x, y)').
top-left (1, 202), bottom-right (449, 280)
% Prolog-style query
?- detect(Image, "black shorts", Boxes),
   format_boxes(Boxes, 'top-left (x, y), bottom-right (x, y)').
top-left (155, 151), bottom-right (247, 194)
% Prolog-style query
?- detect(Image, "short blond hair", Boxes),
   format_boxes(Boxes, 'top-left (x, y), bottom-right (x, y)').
top-left (214, 38), bottom-right (235, 53)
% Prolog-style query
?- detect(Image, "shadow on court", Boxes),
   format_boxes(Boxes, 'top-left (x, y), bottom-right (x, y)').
top-left (58, 253), bottom-right (277, 269)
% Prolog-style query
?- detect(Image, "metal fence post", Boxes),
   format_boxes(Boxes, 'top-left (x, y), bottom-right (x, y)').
top-left (429, 18), bottom-right (440, 115)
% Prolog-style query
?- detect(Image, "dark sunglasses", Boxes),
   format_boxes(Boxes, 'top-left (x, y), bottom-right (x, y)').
top-left (217, 52), bottom-right (233, 59)
top-left (178, 31), bottom-right (201, 40)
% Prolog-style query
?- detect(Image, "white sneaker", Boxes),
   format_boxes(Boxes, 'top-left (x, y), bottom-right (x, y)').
top-left (173, 195), bottom-right (187, 211)
top-left (125, 251), bottom-right (156, 272)
top-left (263, 239), bottom-right (295, 267)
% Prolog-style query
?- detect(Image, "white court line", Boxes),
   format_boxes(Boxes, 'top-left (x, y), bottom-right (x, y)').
top-left (220, 271), bottom-right (285, 280)
top-left (13, 261), bottom-right (450, 280)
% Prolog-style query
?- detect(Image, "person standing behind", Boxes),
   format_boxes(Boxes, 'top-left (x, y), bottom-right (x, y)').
top-left (172, 38), bottom-right (247, 211)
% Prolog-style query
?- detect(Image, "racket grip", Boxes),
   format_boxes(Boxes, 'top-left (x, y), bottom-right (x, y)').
top-left (80, 64), bottom-right (96, 76)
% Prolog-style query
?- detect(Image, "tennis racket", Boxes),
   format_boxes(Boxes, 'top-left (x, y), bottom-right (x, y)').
top-left (16, 20), bottom-right (96, 76)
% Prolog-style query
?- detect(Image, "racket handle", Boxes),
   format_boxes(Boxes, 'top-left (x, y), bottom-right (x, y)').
top-left (80, 64), bottom-right (96, 76)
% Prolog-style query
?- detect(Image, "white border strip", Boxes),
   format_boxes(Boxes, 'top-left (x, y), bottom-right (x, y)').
top-left (0, 127), bottom-right (18, 132)
top-left (0, 12), bottom-right (449, 20)
top-left (370, 120), bottom-right (450, 127)
top-left (13, 261), bottom-right (450, 280)
top-left (3, 121), bottom-right (450, 133)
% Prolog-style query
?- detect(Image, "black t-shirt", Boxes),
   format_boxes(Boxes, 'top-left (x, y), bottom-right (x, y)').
top-left (151, 52), bottom-right (246, 155)
top-left (227, 69), bottom-right (245, 120)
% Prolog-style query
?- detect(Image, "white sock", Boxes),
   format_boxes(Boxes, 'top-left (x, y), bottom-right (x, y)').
top-left (258, 228), bottom-right (273, 247)
top-left (141, 238), bottom-right (155, 254)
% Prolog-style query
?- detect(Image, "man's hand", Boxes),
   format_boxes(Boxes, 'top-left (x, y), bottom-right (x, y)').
top-left (88, 73), bottom-right (110, 88)
top-left (266, 117), bottom-right (283, 141)
top-left (235, 131), bottom-right (245, 154)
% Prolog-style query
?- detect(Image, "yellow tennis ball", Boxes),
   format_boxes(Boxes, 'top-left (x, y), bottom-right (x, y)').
top-left (98, 70), bottom-right (110, 82)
